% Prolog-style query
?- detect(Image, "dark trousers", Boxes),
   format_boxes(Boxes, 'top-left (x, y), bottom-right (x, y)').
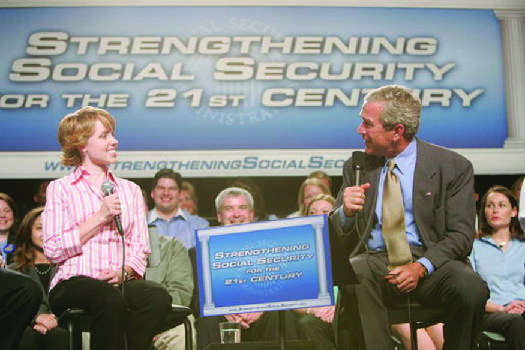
top-left (297, 314), bottom-right (335, 350)
top-left (49, 276), bottom-right (172, 350)
top-left (341, 252), bottom-right (489, 350)
top-left (0, 269), bottom-right (42, 350)
top-left (195, 311), bottom-right (301, 350)
top-left (18, 326), bottom-right (68, 350)
top-left (482, 312), bottom-right (525, 350)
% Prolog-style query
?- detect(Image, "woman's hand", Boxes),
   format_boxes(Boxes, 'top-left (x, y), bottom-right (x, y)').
top-left (99, 268), bottom-right (125, 285)
top-left (98, 193), bottom-right (121, 224)
top-left (505, 300), bottom-right (525, 314)
top-left (33, 313), bottom-right (58, 334)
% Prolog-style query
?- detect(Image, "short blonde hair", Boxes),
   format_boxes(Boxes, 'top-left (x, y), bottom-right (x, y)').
top-left (58, 106), bottom-right (116, 166)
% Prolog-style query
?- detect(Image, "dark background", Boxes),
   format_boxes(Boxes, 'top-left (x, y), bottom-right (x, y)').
top-left (1, 173), bottom-right (523, 222)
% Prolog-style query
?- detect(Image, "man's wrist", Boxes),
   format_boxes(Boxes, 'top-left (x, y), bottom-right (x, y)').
top-left (417, 262), bottom-right (428, 278)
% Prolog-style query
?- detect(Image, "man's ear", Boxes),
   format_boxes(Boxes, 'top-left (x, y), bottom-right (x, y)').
top-left (217, 213), bottom-right (223, 224)
top-left (393, 124), bottom-right (405, 140)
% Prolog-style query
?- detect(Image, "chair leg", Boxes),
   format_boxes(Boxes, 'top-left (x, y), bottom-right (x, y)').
top-left (183, 318), bottom-right (193, 350)
top-left (410, 323), bottom-right (418, 350)
top-left (66, 320), bottom-right (75, 350)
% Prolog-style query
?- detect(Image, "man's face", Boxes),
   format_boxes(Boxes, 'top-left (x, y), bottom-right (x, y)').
top-left (357, 101), bottom-right (397, 157)
top-left (217, 195), bottom-right (254, 226)
top-left (151, 177), bottom-right (180, 214)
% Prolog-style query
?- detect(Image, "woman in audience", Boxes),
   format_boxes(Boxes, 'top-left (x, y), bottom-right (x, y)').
top-left (470, 185), bottom-right (525, 349)
top-left (306, 193), bottom-right (335, 216)
top-left (288, 178), bottom-right (330, 218)
top-left (294, 194), bottom-right (337, 350)
top-left (307, 171), bottom-right (332, 195)
top-left (179, 181), bottom-right (199, 215)
top-left (391, 322), bottom-right (443, 350)
top-left (0, 193), bottom-right (18, 263)
top-left (9, 207), bottom-right (67, 350)
top-left (42, 106), bottom-right (171, 350)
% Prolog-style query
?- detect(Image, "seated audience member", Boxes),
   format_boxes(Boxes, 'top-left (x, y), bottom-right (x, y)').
top-left (9, 207), bottom-right (67, 350)
top-left (308, 171), bottom-right (333, 195)
top-left (179, 181), bottom-right (200, 216)
top-left (518, 182), bottom-right (525, 231)
top-left (294, 193), bottom-right (337, 350)
top-left (0, 255), bottom-right (43, 350)
top-left (288, 178), bottom-right (330, 218)
top-left (0, 193), bottom-right (18, 263)
top-left (470, 185), bottom-right (525, 349)
top-left (147, 225), bottom-right (195, 350)
top-left (306, 193), bottom-right (335, 216)
top-left (391, 323), bottom-right (443, 350)
top-left (149, 169), bottom-right (209, 248)
top-left (229, 177), bottom-right (277, 221)
top-left (195, 187), bottom-right (300, 349)
top-left (19, 180), bottom-right (51, 220)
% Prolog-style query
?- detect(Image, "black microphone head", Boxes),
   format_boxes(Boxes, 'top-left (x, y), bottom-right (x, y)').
top-left (352, 151), bottom-right (366, 169)
top-left (101, 180), bottom-right (114, 197)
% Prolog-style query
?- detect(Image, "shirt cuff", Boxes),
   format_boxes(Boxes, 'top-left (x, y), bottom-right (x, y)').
top-left (338, 207), bottom-right (356, 232)
top-left (417, 257), bottom-right (434, 275)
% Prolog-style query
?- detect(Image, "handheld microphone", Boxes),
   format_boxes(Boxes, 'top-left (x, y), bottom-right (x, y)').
top-left (351, 151), bottom-right (366, 186)
top-left (101, 180), bottom-right (124, 235)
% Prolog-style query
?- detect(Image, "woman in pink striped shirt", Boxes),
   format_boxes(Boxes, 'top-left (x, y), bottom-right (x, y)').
top-left (42, 106), bottom-right (171, 350)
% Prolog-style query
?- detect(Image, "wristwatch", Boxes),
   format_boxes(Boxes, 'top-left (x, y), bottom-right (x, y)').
top-left (123, 269), bottom-right (129, 281)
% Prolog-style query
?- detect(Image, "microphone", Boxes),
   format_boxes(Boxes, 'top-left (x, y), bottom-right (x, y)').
top-left (101, 180), bottom-right (124, 235)
top-left (351, 151), bottom-right (366, 186)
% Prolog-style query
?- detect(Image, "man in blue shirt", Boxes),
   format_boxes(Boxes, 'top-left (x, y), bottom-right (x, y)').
top-left (331, 85), bottom-right (488, 349)
top-left (148, 169), bottom-right (209, 248)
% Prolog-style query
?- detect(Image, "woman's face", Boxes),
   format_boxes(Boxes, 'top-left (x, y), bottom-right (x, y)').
top-left (81, 119), bottom-right (118, 167)
top-left (179, 190), bottom-right (196, 215)
top-left (484, 192), bottom-right (517, 231)
top-left (303, 184), bottom-right (324, 207)
top-left (0, 199), bottom-right (14, 234)
top-left (308, 199), bottom-right (333, 216)
top-left (31, 216), bottom-right (43, 248)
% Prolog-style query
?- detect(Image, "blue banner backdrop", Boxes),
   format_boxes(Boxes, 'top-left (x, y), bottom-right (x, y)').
top-left (0, 7), bottom-right (506, 153)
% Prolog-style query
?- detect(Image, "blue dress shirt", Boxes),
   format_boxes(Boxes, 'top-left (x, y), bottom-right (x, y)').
top-left (341, 139), bottom-right (434, 273)
top-left (148, 208), bottom-right (209, 248)
top-left (470, 238), bottom-right (525, 306)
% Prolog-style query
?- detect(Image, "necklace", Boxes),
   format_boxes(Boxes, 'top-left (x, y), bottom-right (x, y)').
top-left (34, 264), bottom-right (52, 275)
top-left (495, 241), bottom-right (508, 249)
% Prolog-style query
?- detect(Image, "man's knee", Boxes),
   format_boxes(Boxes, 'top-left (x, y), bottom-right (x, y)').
top-left (445, 263), bottom-right (488, 307)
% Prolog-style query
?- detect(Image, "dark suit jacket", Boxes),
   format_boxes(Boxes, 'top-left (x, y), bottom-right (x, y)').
top-left (331, 139), bottom-right (476, 270)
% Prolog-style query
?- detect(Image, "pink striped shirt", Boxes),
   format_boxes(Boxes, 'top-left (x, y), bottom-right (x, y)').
top-left (42, 166), bottom-right (150, 290)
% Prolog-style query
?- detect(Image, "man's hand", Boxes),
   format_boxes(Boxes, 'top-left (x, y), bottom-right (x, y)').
top-left (309, 306), bottom-right (335, 324)
top-left (385, 262), bottom-right (426, 293)
top-left (0, 256), bottom-right (6, 269)
top-left (343, 183), bottom-right (371, 217)
top-left (225, 312), bottom-right (263, 329)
